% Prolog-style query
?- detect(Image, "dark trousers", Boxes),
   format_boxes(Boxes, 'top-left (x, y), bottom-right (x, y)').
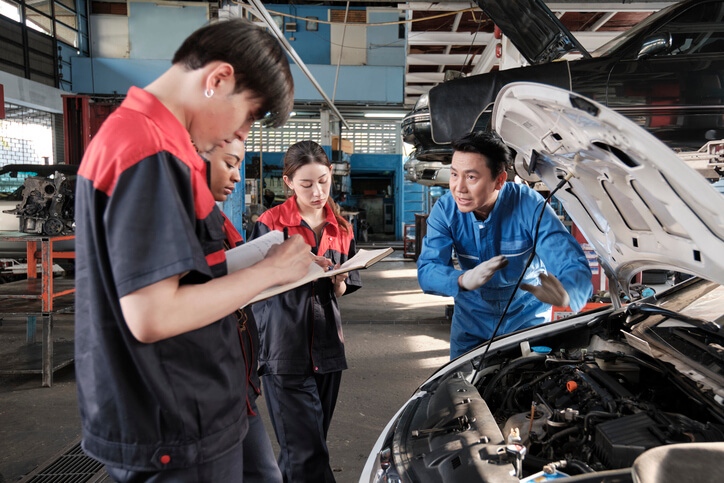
top-left (243, 397), bottom-right (283, 483)
top-left (262, 372), bottom-right (342, 483)
top-left (104, 441), bottom-right (243, 482)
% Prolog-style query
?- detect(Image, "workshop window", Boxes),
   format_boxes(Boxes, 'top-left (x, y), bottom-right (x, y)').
top-left (346, 121), bottom-right (401, 154)
top-left (0, 103), bottom-right (55, 166)
top-left (0, 0), bottom-right (88, 86)
top-left (245, 120), bottom-right (401, 155)
top-left (245, 121), bottom-right (323, 153)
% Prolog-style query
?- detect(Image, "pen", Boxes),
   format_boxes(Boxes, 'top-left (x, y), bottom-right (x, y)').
top-left (283, 227), bottom-right (288, 240)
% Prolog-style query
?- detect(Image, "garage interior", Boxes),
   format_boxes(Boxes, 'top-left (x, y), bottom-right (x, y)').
top-left (1, 0), bottom-right (723, 482)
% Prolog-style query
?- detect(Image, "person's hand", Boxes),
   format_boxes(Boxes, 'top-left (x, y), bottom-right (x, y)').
top-left (521, 273), bottom-right (570, 306)
top-left (313, 255), bottom-right (334, 270)
top-left (330, 264), bottom-right (349, 286)
top-left (458, 255), bottom-right (509, 291)
top-left (330, 263), bottom-right (349, 297)
top-left (264, 235), bottom-right (314, 285)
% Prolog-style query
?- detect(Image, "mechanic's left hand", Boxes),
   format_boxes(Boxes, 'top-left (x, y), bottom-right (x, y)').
top-left (521, 273), bottom-right (570, 307)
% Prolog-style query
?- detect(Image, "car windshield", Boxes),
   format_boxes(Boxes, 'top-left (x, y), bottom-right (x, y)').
top-left (591, 3), bottom-right (676, 57)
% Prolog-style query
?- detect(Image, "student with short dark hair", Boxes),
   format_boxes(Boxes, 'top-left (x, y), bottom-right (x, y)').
top-left (417, 131), bottom-right (593, 359)
top-left (250, 141), bottom-right (362, 483)
top-left (74, 19), bottom-right (311, 481)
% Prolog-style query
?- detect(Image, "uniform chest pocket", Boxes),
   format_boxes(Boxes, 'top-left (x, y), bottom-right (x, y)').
top-left (500, 239), bottom-right (532, 257)
top-left (198, 209), bottom-right (227, 276)
top-left (198, 209), bottom-right (226, 247)
top-left (497, 238), bottom-right (533, 285)
top-left (452, 241), bottom-right (480, 270)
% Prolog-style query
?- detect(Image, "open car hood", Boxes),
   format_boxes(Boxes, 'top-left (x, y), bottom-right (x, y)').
top-left (493, 82), bottom-right (724, 295)
top-left (475, 0), bottom-right (589, 64)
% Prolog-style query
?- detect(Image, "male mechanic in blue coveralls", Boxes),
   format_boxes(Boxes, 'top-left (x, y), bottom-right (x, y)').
top-left (417, 131), bottom-right (593, 359)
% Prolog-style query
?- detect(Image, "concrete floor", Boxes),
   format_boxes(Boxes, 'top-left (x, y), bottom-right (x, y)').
top-left (0, 251), bottom-right (453, 483)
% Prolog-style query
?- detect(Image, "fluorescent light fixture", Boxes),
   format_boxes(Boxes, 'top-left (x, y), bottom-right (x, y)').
top-left (363, 112), bottom-right (406, 119)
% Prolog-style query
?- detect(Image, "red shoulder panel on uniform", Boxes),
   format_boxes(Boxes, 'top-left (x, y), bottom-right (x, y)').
top-left (222, 214), bottom-right (244, 247)
top-left (78, 87), bottom-right (216, 219)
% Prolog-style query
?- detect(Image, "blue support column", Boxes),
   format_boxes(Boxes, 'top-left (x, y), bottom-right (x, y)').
top-left (223, 156), bottom-right (246, 241)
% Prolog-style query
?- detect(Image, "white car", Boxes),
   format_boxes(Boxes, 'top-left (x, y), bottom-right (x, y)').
top-left (362, 83), bottom-right (724, 483)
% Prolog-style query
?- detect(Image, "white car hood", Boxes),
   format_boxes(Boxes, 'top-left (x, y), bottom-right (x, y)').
top-left (493, 82), bottom-right (724, 295)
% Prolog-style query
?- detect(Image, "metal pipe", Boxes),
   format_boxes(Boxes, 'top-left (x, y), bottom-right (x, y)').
top-left (246, 0), bottom-right (351, 130)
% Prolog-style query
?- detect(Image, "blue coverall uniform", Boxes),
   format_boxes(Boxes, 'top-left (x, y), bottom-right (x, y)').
top-left (417, 183), bottom-right (593, 359)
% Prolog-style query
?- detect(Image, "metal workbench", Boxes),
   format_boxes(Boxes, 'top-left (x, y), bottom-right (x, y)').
top-left (0, 232), bottom-right (75, 386)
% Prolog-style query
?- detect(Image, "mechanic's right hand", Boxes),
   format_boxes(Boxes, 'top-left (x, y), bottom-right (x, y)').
top-left (458, 255), bottom-right (509, 291)
top-left (265, 235), bottom-right (314, 285)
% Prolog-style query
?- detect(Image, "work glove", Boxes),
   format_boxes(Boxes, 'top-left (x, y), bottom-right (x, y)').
top-left (459, 255), bottom-right (508, 291)
top-left (521, 273), bottom-right (570, 307)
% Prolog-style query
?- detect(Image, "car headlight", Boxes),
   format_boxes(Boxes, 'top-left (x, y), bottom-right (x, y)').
top-left (372, 448), bottom-right (401, 483)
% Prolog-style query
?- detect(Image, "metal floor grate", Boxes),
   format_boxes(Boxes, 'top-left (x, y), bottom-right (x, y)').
top-left (19, 440), bottom-right (107, 483)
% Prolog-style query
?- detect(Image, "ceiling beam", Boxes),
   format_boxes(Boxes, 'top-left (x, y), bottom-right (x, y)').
top-left (547, 2), bottom-right (675, 12)
top-left (399, 2), bottom-right (675, 11)
top-left (408, 31), bottom-right (492, 46)
top-left (574, 31), bottom-right (620, 50)
top-left (406, 72), bottom-right (446, 83)
top-left (405, 85), bottom-right (433, 95)
top-left (408, 53), bottom-right (472, 65)
top-left (440, 12), bottom-right (464, 73)
top-left (246, 0), bottom-right (350, 130)
top-left (589, 11), bottom-right (616, 31)
top-left (469, 40), bottom-right (499, 76)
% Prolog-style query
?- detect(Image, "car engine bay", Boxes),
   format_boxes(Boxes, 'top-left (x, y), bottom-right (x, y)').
top-left (392, 281), bottom-right (724, 482)
top-left (485, 338), bottom-right (724, 475)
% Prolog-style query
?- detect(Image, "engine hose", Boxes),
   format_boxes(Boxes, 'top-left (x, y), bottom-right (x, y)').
top-left (567, 459), bottom-right (595, 474)
top-left (510, 364), bottom-right (579, 409)
top-left (583, 411), bottom-right (618, 431)
top-left (481, 354), bottom-right (547, 400)
top-left (543, 426), bottom-right (580, 445)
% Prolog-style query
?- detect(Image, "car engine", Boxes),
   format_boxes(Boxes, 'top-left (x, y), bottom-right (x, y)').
top-left (3, 172), bottom-right (75, 235)
top-left (481, 335), bottom-right (724, 476)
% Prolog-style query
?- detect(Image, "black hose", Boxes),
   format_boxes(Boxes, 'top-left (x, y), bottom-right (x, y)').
top-left (583, 411), bottom-right (618, 431)
top-left (567, 459), bottom-right (595, 474)
top-left (481, 354), bottom-right (547, 400)
top-left (544, 425), bottom-right (580, 444)
top-left (509, 364), bottom-right (576, 411)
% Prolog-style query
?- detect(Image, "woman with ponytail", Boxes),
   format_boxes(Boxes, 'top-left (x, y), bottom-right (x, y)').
top-left (250, 140), bottom-right (361, 482)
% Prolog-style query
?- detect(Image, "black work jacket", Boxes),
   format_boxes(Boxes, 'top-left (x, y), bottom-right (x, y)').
top-left (250, 197), bottom-right (361, 375)
top-left (221, 213), bottom-right (262, 408)
top-left (74, 87), bottom-right (246, 471)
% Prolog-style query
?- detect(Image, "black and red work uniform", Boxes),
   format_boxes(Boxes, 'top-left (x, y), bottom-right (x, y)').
top-left (74, 86), bottom-right (247, 477)
top-left (220, 214), bottom-right (262, 411)
top-left (220, 213), bottom-right (283, 482)
top-left (250, 197), bottom-right (361, 483)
